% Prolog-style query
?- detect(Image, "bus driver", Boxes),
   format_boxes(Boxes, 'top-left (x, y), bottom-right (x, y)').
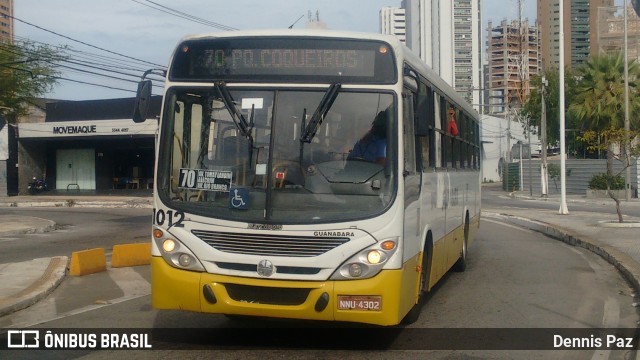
top-left (347, 111), bottom-right (387, 165)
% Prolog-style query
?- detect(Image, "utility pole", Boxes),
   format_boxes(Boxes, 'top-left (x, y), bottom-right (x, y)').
top-left (528, 117), bottom-right (532, 196)
top-left (540, 75), bottom-right (549, 198)
top-left (507, 105), bottom-right (511, 163)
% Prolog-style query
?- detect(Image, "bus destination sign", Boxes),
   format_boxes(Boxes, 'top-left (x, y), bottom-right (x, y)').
top-left (170, 37), bottom-right (396, 84)
top-left (198, 48), bottom-right (373, 76)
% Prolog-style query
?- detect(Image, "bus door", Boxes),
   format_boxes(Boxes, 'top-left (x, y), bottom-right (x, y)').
top-left (402, 80), bottom-right (421, 263)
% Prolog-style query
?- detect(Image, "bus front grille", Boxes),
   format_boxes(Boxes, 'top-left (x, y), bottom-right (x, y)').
top-left (224, 284), bottom-right (311, 305)
top-left (192, 230), bottom-right (350, 257)
top-left (215, 262), bottom-right (322, 275)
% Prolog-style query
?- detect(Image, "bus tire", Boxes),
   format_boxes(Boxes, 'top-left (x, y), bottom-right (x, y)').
top-left (402, 235), bottom-right (432, 324)
top-left (453, 213), bottom-right (470, 272)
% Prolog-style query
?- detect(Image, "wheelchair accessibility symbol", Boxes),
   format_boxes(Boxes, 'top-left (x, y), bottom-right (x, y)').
top-left (229, 187), bottom-right (249, 210)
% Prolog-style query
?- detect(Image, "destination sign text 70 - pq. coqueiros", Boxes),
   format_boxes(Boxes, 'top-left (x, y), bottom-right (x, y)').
top-left (170, 37), bottom-right (396, 83)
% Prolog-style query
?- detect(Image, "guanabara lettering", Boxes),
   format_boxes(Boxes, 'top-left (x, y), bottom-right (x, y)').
top-left (313, 231), bottom-right (355, 237)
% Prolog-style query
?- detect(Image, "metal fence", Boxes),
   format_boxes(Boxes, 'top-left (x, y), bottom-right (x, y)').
top-left (504, 159), bottom-right (639, 197)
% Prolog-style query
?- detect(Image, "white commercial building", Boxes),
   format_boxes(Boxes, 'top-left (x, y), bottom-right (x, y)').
top-left (481, 114), bottom-right (538, 183)
top-left (380, 6), bottom-right (407, 43)
top-left (401, 0), bottom-right (481, 109)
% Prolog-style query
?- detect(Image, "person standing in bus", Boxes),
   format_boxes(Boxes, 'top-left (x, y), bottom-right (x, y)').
top-left (347, 111), bottom-right (387, 165)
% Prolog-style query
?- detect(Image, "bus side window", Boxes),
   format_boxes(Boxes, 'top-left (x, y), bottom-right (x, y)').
top-left (458, 111), bottom-right (469, 168)
top-left (403, 89), bottom-right (416, 175)
top-left (417, 82), bottom-right (435, 170)
top-left (441, 98), bottom-right (452, 168)
top-left (433, 93), bottom-right (442, 168)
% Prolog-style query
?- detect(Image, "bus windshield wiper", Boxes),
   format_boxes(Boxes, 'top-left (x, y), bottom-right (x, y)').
top-left (215, 82), bottom-right (251, 138)
top-left (300, 83), bottom-right (341, 143)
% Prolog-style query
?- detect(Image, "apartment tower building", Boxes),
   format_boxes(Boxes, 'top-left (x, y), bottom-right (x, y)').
top-left (537, 0), bottom-right (614, 71)
top-left (486, 19), bottom-right (540, 114)
top-left (597, 3), bottom-right (640, 62)
top-left (0, 0), bottom-right (13, 42)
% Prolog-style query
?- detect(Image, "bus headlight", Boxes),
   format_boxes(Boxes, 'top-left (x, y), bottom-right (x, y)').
top-left (178, 253), bottom-right (193, 267)
top-left (153, 227), bottom-right (205, 272)
top-left (331, 237), bottom-right (398, 280)
top-left (349, 263), bottom-right (365, 277)
top-left (367, 250), bottom-right (382, 264)
top-left (162, 239), bottom-right (176, 252)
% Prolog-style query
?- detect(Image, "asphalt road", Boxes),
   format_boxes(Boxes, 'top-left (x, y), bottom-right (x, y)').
top-left (1, 218), bottom-right (637, 359)
top-left (0, 207), bottom-right (152, 264)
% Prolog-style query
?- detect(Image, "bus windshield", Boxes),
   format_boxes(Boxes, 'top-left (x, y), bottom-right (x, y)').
top-left (157, 86), bottom-right (396, 224)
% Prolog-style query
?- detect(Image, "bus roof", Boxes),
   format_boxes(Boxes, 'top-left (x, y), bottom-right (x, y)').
top-left (180, 29), bottom-right (403, 44)
top-left (173, 29), bottom-right (478, 119)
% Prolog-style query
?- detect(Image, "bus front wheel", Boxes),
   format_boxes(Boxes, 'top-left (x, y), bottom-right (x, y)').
top-left (401, 236), bottom-right (432, 324)
top-left (453, 213), bottom-right (470, 272)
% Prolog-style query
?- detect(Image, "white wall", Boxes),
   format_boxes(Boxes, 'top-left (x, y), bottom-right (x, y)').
top-left (0, 123), bottom-right (7, 161)
top-left (481, 115), bottom-right (539, 182)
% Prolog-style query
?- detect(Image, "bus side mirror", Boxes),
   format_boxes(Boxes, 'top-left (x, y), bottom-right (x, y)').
top-left (133, 80), bottom-right (152, 123)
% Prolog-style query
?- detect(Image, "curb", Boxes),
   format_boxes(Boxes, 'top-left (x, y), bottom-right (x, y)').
top-left (484, 212), bottom-right (640, 296)
top-left (0, 216), bottom-right (57, 237)
top-left (0, 243), bottom-right (151, 317)
top-left (0, 256), bottom-right (68, 317)
top-left (0, 200), bottom-right (152, 208)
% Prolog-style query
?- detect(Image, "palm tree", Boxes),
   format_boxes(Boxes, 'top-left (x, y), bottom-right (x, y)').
top-left (569, 52), bottom-right (640, 174)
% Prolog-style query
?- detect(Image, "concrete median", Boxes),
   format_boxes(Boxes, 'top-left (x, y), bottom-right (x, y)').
top-left (69, 248), bottom-right (107, 276)
top-left (111, 243), bottom-right (151, 268)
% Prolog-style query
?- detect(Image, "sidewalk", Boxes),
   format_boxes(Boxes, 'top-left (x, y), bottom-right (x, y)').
top-left (0, 191), bottom-right (153, 209)
top-left (1, 188), bottom-right (640, 318)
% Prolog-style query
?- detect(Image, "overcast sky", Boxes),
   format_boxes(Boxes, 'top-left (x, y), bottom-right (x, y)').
top-left (14, 0), bottom-right (538, 101)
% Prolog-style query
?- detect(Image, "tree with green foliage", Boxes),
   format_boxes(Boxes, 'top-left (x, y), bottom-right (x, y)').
top-left (521, 67), bottom-right (580, 148)
top-left (570, 52), bottom-right (640, 172)
top-left (569, 52), bottom-right (640, 132)
top-left (0, 40), bottom-right (66, 123)
top-left (579, 127), bottom-right (640, 222)
top-left (570, 52), bottom-right (640, 222)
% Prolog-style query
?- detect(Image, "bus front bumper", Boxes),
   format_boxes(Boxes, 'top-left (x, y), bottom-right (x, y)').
top-left (151, 256), bottom-right (412, 326)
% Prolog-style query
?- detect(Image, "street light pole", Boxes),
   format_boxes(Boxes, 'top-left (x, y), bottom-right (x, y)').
top-left (558, 0), bottom-right (569, 214)
top-left (624, 2), bottom-right (632, 201)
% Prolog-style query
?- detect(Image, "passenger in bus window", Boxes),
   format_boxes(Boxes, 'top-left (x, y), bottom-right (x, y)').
top-left (347, 111), bottom-right (387, 165)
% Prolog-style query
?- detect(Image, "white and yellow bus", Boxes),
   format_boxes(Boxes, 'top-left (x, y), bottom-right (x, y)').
top-left (134, 30), bottom-right (481, 326)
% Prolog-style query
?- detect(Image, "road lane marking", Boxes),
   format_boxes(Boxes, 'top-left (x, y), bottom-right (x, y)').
top-left (107, 267), bottom-right (150, 298)
top-left (482, 217), bottom-right (534, 233)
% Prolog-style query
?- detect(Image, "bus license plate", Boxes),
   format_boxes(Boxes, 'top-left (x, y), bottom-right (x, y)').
top-left (337, 296), bottom-right (381, 311)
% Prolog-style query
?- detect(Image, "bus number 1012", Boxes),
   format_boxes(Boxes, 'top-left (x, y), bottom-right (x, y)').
top-left (153, 208), bottom-right (185, 228)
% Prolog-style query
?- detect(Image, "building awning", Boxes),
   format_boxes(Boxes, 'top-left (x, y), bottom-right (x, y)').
top-left (18, 119), bottom-right (157, 140)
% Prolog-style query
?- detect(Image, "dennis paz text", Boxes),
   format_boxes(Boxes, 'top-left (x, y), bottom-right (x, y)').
top-left (554, 334), bottom-right (634, 349)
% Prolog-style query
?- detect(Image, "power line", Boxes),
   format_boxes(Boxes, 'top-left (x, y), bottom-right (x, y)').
top-left (12, 35), bottom-right (157, 73)
top-left (49, 76), bottom-right (136, 93)
top-left (131, 0), bottom-right (238, 31)
top-left (4, 13), bottom-right (166, 68)
top-left (0, 38), bottom-right (165, 93)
